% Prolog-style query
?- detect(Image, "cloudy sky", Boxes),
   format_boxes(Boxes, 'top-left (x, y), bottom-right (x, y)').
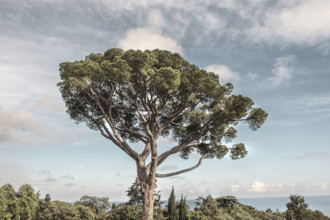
top-left (1, 0), bottom-right (330, 202)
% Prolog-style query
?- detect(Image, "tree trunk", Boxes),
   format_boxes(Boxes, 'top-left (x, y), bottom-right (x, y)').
top-left (141, 179), bottom-right (155, 220)
top-left (139, 139), bottom-right (158, 220)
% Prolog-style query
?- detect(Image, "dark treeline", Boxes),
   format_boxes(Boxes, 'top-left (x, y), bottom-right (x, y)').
top-left (1, 180), bottom-right (329, 220)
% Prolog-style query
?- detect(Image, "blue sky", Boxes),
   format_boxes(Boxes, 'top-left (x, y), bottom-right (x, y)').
top-left (1, 0), bottom-right (330, 202)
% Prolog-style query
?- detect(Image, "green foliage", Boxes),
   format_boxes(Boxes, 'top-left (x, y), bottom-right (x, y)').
top-left (2, 185), bottom-right (330, 220)
top-left (168, 187), bottom-right (177, 220)
top-left (58, 48), bottom-right (267, 159)
top-left (51, 200), bottom-right (79, 220)
top-left (76, 195), bottom-right (110, 219)
top-left (107, 203), bottom-right (141, 220)
top-left (178, 195), bottom-right (189, 220)
top-left (1, 184), bottom-right (20, 219)
top-left (125, 177), bottom-right (163, 219)
top-left (74, 204), bottom-right (96, 220)
top-left (17, 184), bottom-right (39, 220)
top-left (286, 194), bottom-right (309, 220)
top-left (34, 194), bottom-right (53, 220)
top-left (126, 178), bottom-right (143, 205)
top-left (0, 187), bottom-right (12, 220)
top-left (195, 195), bottom-right (218, 219)
top-left (216, 196), bottom-right (239, 209)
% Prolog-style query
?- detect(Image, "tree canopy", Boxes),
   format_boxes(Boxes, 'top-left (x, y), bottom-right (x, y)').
top-left (58, 48), bottom-right (268, 219)
top-left (58, 48), bottom-right (267, 168)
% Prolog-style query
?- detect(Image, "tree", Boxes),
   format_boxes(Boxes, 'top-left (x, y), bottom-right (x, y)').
top-left (1, 184), bottom-right (19, 219)
top-left (286, 195), bottom-right (308, 220)
top-left (17, 184), bottom-right (39, 220)
top-left (178, 195), bottom-right (188, 220)
top-left (168, 187), bottom-right (177, 220)
top-left (195, 195), bottom-right (218, 219)
top-left (34, 194), bottom-right (53, 220)
top-left (0, 187), bottom-right (12, 220)
top-left (76, 195), bottom-right (110, 219)
top-left (74, 204), bottom-right (96, 220)
top-left (216, 196), bottom-right (239, 209)
top-left (126, 178), bottom-right (143, 205)
top-left (107, 203), bottom-right (141, 220)
top-left (126, 177), bottom-right (163, 210)
top-left (51, 201), bottom-right (79, 220)
top-left (58, 48), bottom-right (267, 220)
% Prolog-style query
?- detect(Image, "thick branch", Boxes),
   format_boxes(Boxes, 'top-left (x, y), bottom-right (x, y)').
top-left (75, 108), bottom-right (133, 158)
top-left (155, 116), bottom-right (215, 168)
top-left (89, 86), bottom-right (139, 161)
top-left (116, 108), bottom-right (148, 143)
top-left (155, 153), bottom-right (209, 178)
top-left (160, 101), bottom-right (187, 132)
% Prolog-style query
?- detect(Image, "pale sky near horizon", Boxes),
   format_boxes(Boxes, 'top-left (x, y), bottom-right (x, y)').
top-left (1, 0), bottom-right (330, 202)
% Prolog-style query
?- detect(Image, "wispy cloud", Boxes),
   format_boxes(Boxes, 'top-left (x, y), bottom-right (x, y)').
top-left (289, 94), bottom-right (330, 118)
top-left (61, 175), bottom-right (75, 180)
top-left (159, 165), bottom-right (178, 171)
top-left (295, 151), bottom-right (330, 160)
top-left (36, 96), bottom-right (65, 114)
top-left (0, 105), bottom-right (49, 143)
top-left (44, 177), bottom-right (57, 182)
top-left (268, 55), bottom-right (296, 86)
top-left (40, 170), bottom-right (51, 175)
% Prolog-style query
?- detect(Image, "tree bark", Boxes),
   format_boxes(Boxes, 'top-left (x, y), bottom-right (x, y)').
top-left (137, 158), bottom-right (157, 220)
top-left (141, 182), bottom-right (155, 220)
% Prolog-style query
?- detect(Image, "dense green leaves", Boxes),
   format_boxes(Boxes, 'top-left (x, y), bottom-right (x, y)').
top-left (0, 187), bottom-right (12, 220)
top-left (17, 184), bottom-right (39, 220)
top-left (75, 195), bottom-right (110, 219)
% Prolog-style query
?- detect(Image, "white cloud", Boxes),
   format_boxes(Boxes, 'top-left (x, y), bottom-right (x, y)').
top-left (249, 181), bottom-right (266, 192)
top-left (118, 9), bottom-right (181, 54)
top-left (205, 65), bottom-right (240, 83)
top-left (248, 0), bottom-right (330, 46)
top-left (307, 182), bottom-right (328, 190)
top-left (231, 184), bottom-right (240, 193)
top-left (118, 27), bottom-right (182, 54)
top-left (268, 55), bottom-right (296, 85)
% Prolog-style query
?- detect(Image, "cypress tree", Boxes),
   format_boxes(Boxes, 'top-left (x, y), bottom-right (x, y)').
top-left (179, 195), bottom-right (188, 220)
top-left (168, 187), bottom-right (177, 220)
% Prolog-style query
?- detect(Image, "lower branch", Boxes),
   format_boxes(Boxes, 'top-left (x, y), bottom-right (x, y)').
top-left (155, 153), bottom-right (209, 178)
